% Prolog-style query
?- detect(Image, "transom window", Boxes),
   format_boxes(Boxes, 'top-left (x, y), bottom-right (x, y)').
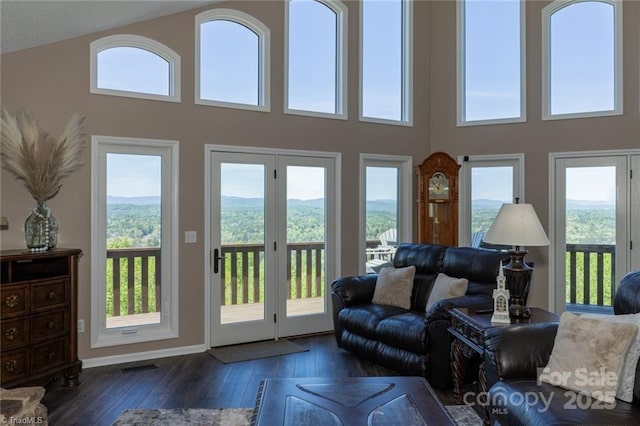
top-left (457, 0), bottom-right (525, 125)
top-left (196, 9), bottom-right (271, 111)
top-left (360, 0), bottom-right (413, 125)
top-left (542, 0), bottom-right (622, 119)
top-left (90, 35), bottom-right (181, 102)
top-left (286, 0), bottom-right (347, 119)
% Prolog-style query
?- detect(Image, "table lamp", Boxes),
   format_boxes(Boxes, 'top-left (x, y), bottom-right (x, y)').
top-left (483, 199), bottom-right (550, 318)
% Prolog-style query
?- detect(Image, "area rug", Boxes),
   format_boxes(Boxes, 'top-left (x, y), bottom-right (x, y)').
top-left (207, 339), bottom-right (308, 364)
top-left (112, 405), bottom-right (481, 425)
top-left (112, 408), bottom-right (252, 426)
top-left (446, 405), bottom-right (484, 426)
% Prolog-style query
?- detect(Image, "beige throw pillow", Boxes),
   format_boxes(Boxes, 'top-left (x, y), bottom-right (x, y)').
top-left (425, 273), bottom-right (469, 311)
top-left (582, 312), bottom-right (640, 403)
top-left (372, 266), bottom-right (416, 310)
top-left (539, 312), bottom-right (638, 403)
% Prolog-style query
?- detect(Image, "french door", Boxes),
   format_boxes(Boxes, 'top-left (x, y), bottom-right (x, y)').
top-left (551, 152), bottom-right (639, 314)
top-left (209, 150), bottom-right (337, 346)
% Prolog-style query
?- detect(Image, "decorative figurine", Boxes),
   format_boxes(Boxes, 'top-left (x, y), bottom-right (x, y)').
top-left (491, 261), bottom-right (511, 324)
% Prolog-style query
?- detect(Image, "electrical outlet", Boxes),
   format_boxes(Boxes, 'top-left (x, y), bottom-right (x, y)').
top-left (185, 231), bottom-right (197, 243)
top-left (78, 319), bottom-right (85, 333)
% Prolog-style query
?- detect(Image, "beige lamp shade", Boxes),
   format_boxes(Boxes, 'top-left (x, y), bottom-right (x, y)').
top-left (483, 203), bottom-right (550, 247)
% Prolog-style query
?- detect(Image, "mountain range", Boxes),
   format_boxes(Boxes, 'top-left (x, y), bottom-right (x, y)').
top-left (107, 195), bottom-right (614, 210)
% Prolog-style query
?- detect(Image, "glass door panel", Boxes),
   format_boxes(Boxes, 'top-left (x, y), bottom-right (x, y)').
top-left (219, 163), bottom-right (266, 324)
top-left (210, 153), bottom-right (276, 346)
top-left (277, 156), bottom-right (335, 337)
top-left (285, 165), bottom-right (326, 317)
top-left (553, 156), bottom-right (628, 314)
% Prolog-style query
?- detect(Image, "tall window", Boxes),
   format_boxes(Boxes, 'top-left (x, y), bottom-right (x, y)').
top-left (91, 136), bottom-right (179, 347)
top-left (542, 0), bottom-right (622, 119)
top-left (359, 155), bottom-right (412, 274)
top-left (457, 0), bottom-right (525, 125)
top-left (90, 35), bottom-right (181, 102)
top-left (286, 0), bottom-right (347, 118)
top-left (458, 155), bottom-right (524, 247)
top-left (196, 9), bottom-right (270, 111)
top-left (361, 0), bottom-right (412, 124)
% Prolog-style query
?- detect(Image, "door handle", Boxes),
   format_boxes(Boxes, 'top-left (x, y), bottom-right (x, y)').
top-left (213, 248), bottom-right (224, 274)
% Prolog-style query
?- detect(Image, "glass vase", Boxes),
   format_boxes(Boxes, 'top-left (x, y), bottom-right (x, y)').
top-left (25, 201), bottom-right (58, 252)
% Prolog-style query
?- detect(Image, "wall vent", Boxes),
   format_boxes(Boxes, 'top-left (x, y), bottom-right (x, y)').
top-left (121, 363), bottom-right (158, 373)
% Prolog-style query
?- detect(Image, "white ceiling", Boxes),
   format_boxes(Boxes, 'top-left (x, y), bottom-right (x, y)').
top-left (0, 0), bottom-right (218, 54)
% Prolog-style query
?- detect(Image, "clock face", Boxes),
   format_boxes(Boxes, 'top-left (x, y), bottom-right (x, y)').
top-left (428, 172), bottom-right (449, 200)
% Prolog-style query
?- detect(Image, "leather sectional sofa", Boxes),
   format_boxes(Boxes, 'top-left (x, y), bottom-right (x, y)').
top-left (484, 270), bottom-right (640, 425)
top-left (331, 243), bottom-right (508, 389)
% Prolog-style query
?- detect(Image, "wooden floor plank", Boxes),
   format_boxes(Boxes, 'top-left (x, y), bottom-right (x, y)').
top-left (41, 333), bottom-right (463, 425)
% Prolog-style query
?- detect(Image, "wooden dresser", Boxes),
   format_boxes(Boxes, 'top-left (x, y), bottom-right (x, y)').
top-left (1, 248), bottom-right (82, 388)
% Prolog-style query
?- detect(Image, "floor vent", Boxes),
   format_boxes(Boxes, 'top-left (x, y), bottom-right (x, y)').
top-left (121, 363), bottom-right (158, 374)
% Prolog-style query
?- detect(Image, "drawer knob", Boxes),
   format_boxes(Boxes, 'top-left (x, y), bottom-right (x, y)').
top-left (48, 292), bottom-right (56, 299)
top-left (5, 359), bottom-right (17, 372)
top-left (48, 322), bottom-right (55, 329)
top-left (5, 327), bottom-right (18, 340)
top-left (5, 295), bottom-right (19, 308)
top-left (48, 352), bottom-right (56, 360)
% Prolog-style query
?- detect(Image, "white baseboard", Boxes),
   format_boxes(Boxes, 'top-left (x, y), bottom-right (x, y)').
top-left (81, 344), bottom-right (207, 368)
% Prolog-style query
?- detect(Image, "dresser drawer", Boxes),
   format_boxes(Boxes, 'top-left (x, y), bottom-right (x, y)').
top-left (1, 285), bottom-right (29, 318)
top-left (31, 339), bottom-right (67, 373)
top-left (1, 349), bottom-right (29, 383)
top-left (32, 279), bottom-right (68, 311)
top-left (0, 318), bottom-right (29, 350)
top-left (31, 310), bottom-right (68, 342)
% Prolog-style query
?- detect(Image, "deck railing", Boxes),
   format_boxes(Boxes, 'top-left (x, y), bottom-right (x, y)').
top-left (107, 247), bottom-right (161, 316)
top-left (107, 242), bottom-right (615, 316)
top-left (565, 243), bottom-right (615, 309)
top-left (220, 242), bottom-right (327, 306)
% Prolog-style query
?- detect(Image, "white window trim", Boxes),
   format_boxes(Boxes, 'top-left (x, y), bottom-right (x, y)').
top-left (195, 9), bottom-right (271, 112)
top-left (541, 0), bottom-right (623, 121)
top-left (358, 154), bottom-right (413, 275)
top-left (284, 0), bottom-right (348, 120)
top-left (359, 0), bottom-right (413, 127)
top-left (457, 153), bottom-right (525, 246)
top-left (456, 0), bottom-right (527, 126)
top-left (91, 135), bottom-right (179, 348)
top-left (90, 34), bottom-right (181, 102)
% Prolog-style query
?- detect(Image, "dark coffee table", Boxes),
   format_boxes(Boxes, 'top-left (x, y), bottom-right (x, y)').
top-left (252, 376), bottom-right (455, 425)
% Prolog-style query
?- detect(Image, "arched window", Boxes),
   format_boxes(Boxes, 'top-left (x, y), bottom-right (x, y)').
top-left (457, 0), bottom-right (525, 125)
top-left (360, 0), bottom-right (413, 125)
top-left (542, 0), bottom-right (622, 119)
top-left (286, 0), bottom-right (348, 119)
top-left (196, 9), bottom-right (270, 111)
top-left (90, 35), bottom-right (181, 102)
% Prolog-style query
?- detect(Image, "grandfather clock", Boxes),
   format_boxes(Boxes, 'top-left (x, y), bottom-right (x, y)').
top-left (416, 152), bottom-right (460, 246)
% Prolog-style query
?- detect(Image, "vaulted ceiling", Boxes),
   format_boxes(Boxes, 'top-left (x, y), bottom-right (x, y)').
top-left (0, 1), bottom-right (218, 54)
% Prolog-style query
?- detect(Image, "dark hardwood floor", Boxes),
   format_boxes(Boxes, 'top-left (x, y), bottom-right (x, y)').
top-left (42, 333), bottom-right (462, 425)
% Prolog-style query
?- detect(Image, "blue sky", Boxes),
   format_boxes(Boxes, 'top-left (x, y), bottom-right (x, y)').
top-left (103, 0), bottom-right (617, 204)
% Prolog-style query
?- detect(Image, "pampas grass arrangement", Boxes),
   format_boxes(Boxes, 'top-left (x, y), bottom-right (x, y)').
top-left (1, 108), bottom-right (86, 202)
top-left (1, 108), bottom-right (87, 251)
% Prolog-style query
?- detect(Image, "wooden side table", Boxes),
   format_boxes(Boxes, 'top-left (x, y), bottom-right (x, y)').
top-left (448, 307), bottom-right (559, 423)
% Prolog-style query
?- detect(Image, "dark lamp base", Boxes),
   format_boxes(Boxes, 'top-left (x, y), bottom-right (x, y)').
top-left (509, 304), bottom-right (531, 319)
top-left (503, 250), bottom-right (534, 319)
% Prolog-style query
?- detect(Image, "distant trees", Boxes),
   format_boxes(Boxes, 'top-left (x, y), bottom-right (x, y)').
top-left (107, 202), bottom-right (615, 248)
